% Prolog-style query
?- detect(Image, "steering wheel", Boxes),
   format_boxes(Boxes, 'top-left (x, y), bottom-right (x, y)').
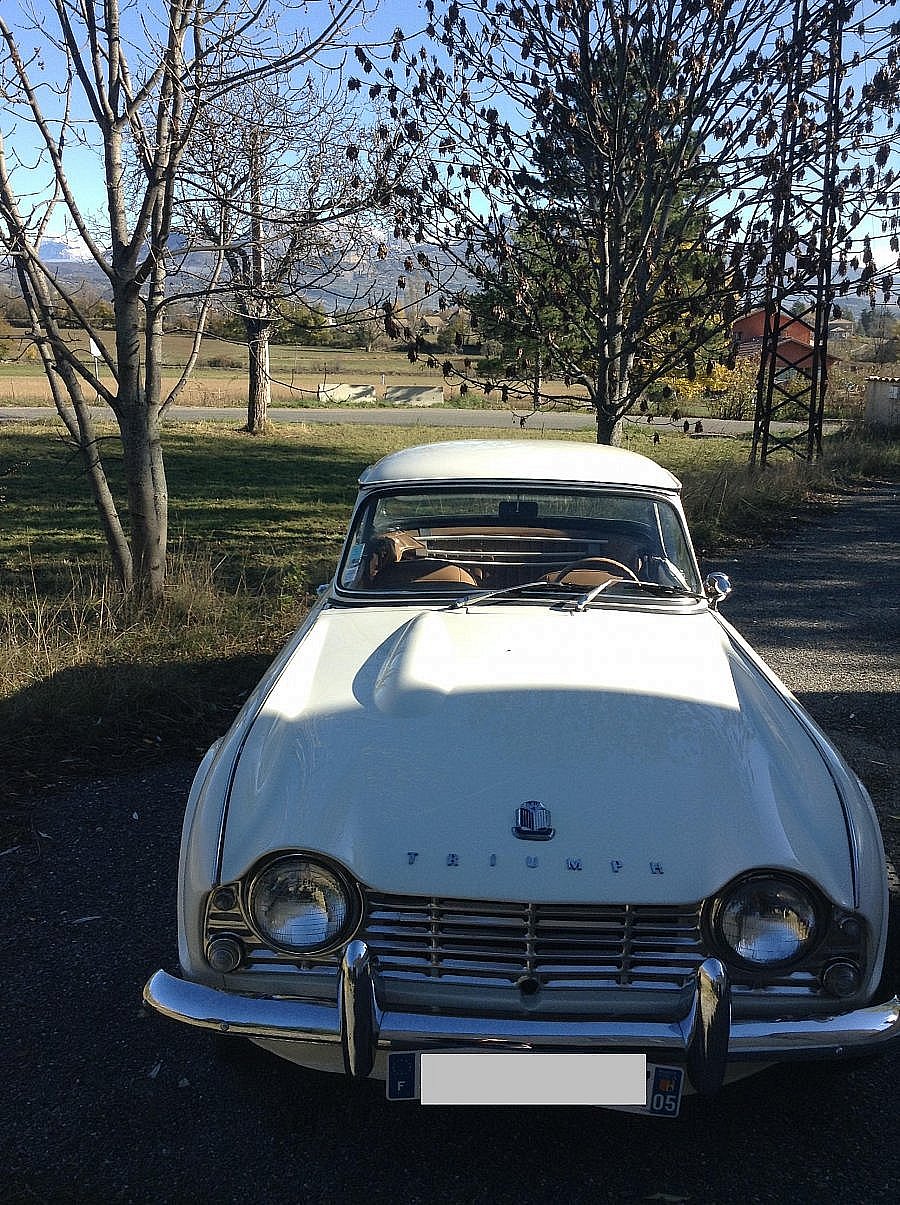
top-left (548, 556), bottom-right (640, 585)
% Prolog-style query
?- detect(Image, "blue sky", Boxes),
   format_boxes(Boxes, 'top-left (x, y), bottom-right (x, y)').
top-left (3, 0), bottom-right (428, 242)
top-left (5, 0), bottom-right (894, 269)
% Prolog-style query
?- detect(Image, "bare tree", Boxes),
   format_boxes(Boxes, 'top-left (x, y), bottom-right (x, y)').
top-left (365, 0), bottom-right (900, 443)
top-left (178, 73), bottom-right (389, 432)
top-left (0, 0), bottom-right (362, 597)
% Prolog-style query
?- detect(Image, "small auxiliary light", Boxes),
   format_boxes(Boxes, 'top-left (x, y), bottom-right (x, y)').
top-left (822, 960), bottom-right (861, 998)
top-left (206, 936), bottom-right (244, 974)
top-left (211, 887), bottom-right (237, 912)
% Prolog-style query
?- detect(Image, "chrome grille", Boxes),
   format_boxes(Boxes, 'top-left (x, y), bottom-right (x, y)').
top-left (205, 887), bottom-right (829, 997)
top-left (363, 894), bottom-right (706, 990)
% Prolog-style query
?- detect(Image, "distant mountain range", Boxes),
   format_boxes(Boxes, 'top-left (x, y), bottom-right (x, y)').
top-left (39, 235), bottom-right (94, 263)
top-left (12, 236), bottom-right (890, 321)
top-left (23, 233), bottom-right (471, 313)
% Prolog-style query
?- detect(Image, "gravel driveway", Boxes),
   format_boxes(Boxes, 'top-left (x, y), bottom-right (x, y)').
top-left (2, 486), bottom-right (898, 1205)
top-left (706, 484), bottom-right (899, 869)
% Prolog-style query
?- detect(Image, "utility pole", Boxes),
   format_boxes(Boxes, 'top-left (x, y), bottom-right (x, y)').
top-left (750, 0), bottom-right (846, 467)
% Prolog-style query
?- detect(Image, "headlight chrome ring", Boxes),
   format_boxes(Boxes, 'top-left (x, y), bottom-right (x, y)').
top-left (247, 854), bottom-right (359, 955)
top-left (711, 873), bottom-right (822, 969)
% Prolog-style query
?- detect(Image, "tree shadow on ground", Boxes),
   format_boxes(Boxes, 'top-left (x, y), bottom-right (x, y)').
top-left (0, 651), bottom-right (271, 806)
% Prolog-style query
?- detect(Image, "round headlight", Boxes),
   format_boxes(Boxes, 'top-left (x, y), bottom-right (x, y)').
top-left (714, 875), bottom-right (819, 967)
top-left (249, 857), bottom-right (355, 954)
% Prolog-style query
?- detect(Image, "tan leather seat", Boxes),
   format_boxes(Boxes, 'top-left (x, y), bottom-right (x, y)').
top-left (545, 541), bottom-right (641, 587)
top-left (382, 531), bottom-right (425, 561)
top-left (359, 533), bottom-right (425, 586)
top-left (545, 562), bottom-right (624, 587)
top-left (374, 559), bottom-right (477, 588)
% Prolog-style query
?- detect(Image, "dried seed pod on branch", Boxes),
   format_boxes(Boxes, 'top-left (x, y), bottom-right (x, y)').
top-left (360, 0), bottom-right (900, 443)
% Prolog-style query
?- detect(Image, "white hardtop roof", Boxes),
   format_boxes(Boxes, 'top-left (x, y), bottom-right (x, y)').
top-left (359, 439), bottom-right (682, 492)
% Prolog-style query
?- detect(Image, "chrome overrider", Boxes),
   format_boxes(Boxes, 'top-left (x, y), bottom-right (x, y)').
top-left (143, 942), bottom-right (900, 1097)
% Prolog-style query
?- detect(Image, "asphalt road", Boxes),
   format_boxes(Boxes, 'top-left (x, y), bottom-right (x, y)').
top-left (2, 486), bottom-right (898, 1205)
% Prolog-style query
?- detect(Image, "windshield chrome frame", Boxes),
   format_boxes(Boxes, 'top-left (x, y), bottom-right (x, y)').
top-left (333, 481), bottom-right (703, 604)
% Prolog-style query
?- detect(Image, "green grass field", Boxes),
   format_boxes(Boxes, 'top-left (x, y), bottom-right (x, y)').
top-left (1, 416), bottom-right (895, 800)
top-left (0, 419), bottom-right (754, 588)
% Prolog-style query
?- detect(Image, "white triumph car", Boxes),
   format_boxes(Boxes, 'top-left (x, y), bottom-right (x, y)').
top-left (145, 439), bottom-right (899, 1114)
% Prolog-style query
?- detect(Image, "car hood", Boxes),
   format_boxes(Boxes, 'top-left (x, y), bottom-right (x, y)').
top-left (221, 604), bottom-right (852, 906)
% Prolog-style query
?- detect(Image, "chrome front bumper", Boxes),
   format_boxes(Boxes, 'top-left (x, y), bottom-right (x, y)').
top-left (144, 941), bottom-right (900, 1096)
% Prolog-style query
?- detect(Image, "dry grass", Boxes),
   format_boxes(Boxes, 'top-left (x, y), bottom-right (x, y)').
top-left (680, 430), bottom-right (899, 551)
top-left (0, 369), bottom-right (588, 409)
top-left (0, 545), bottom-right (307, 795)
top-left (0, 336), bottom-right (593, 409)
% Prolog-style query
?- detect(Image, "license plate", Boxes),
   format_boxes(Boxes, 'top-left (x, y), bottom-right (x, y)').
top-left (387, 1052), bottom-right (683, 1115)
top-left (614, 1064), bottom-right (685, 1117)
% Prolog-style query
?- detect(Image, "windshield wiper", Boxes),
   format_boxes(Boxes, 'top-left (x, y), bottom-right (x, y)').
top-left (449, 577), bottom-right (556, 610)
top-left (619, 580), bottom-right (701, 598)
top-left (451, 576), bottom-right (700, 612)
top-left (564, 580), bottom-right (702, 611)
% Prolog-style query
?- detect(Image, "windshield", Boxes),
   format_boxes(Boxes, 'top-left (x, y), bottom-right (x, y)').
top-left (337, 486), bottom-right (701, 599)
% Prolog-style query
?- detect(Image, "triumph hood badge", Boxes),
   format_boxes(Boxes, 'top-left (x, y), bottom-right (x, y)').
top-left (512, 800), bottom-right (556, 841)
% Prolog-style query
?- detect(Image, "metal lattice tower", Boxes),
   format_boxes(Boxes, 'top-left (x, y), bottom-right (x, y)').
top-left (750, 0), bottom-right (846, 467)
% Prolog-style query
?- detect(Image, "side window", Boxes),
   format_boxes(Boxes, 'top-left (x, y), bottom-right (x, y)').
top-left (339, 507), bottom-right (374, 587)
top-left (656, 506), bottom-right (695, 574)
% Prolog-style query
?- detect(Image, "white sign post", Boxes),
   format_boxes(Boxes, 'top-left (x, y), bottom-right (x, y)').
top-left (89, 337), bottom-right (102, 403)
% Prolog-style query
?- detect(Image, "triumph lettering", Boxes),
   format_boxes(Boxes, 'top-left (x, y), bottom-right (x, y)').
top-left (405, 852), bottom-right (669, 875)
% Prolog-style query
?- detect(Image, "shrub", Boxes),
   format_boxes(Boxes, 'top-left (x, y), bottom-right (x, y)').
top-left (205, 354), bottom-right (244, 370)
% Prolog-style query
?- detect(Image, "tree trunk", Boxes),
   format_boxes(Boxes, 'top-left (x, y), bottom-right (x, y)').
top-left (119, 401), bottom-right (168, 600)
top-left (593, 349), bottom-right (627, 446)
top-left (246, 317), bottom-right (272, 433)
top-left (533, 344), bottom-right (542, 412)
top-left (595, 409), bottom-right (623, 446)
top-left (244, 128), bottom-right (271, 436)
top-left (73, 402), bottom-right (135, 590)
top-left (114, 282), bottom-right (168, 600)
top-left (10, 252), bottom-right (138, 590)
